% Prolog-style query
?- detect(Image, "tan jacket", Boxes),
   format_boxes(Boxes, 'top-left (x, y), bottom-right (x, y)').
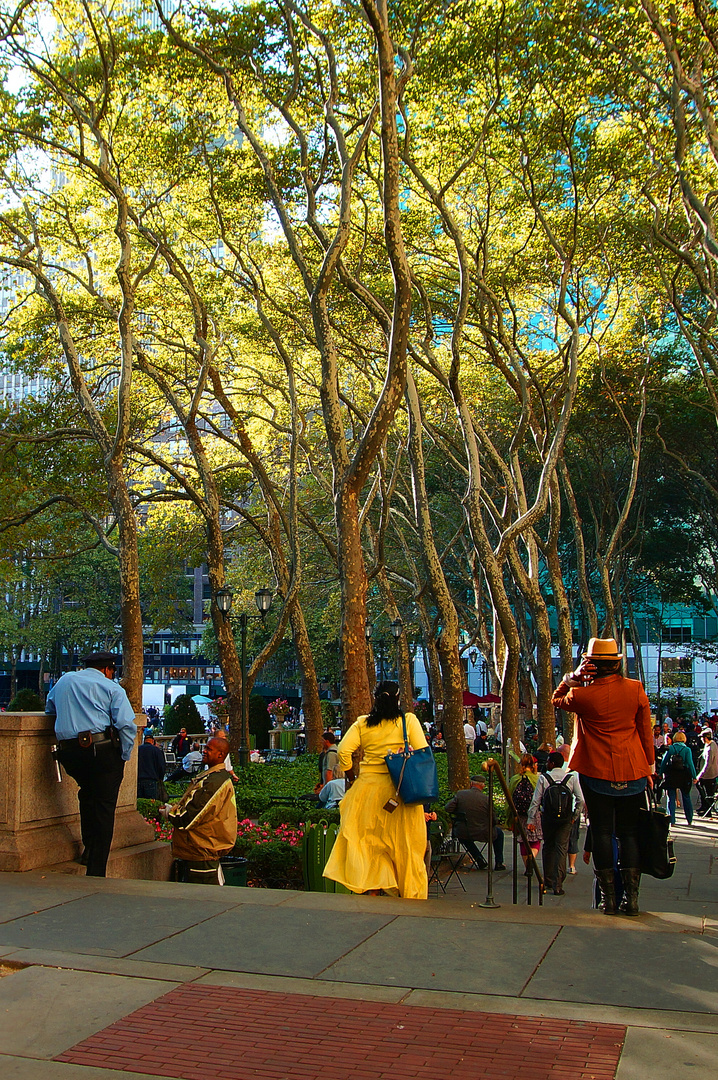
top-left (169, 764), bottom-right (237, 861)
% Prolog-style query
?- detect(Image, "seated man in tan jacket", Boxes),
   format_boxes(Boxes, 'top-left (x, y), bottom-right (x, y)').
top-left (164, 736), bottom-right (237, 885)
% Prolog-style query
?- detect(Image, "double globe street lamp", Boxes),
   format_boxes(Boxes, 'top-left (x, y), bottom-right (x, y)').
top-left (216, 586), bottom-right (274, 767)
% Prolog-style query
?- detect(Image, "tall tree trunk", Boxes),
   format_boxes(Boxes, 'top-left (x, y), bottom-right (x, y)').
top-left (406, 370), bottom-right (468, 790)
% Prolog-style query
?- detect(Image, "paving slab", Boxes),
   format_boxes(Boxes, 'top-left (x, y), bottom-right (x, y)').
top-left (616, 1026), bottom-right (718, 1077)
top-left (0, 966), bottom-right (176, 1058)
top-left (525, 924), bottom-right (718, 1012)
top-left (403, 987), bottom-right (718, 1032)
top-left (197, 968), bottom-right (411, 1001)
top-left (0, 1055), bottom-right (167, 1080)
top-left (131, 905), bottom-right (396, 978)
top-left (321, 914), bottom-right (559, 996)
top-left (0, 891), bottom-right (232, 957)
top-left (0, 884), bottom-right (101, 923)
top-left (0, 947), bottom-right (209, 983)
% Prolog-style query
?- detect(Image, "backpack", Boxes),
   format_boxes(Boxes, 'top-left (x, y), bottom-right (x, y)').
top-left (512, 775), bottom-right (534, 815)
top-left (541, 773), bottom-right (574, 823)
top-left (663, 747), bottom-right (691, 788)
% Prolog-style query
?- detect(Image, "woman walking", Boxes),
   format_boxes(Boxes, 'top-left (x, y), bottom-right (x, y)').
top-left (552, 638), bottom-right (654, 916)
top-left (508, 753), bottom-right (542, 875)
top-left (323, 680), bottom-right (429, 899)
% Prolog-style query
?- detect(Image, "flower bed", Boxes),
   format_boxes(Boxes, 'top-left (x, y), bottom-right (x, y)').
top-left (234, 819), bottom-right (303, 889)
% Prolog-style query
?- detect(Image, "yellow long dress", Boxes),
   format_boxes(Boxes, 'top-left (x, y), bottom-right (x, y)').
top-left (322, 712), bottom-right (429, 900)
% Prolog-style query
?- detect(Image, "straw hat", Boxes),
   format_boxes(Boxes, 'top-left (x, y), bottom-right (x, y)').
top-left (582, 637), bottom-right (622, 660)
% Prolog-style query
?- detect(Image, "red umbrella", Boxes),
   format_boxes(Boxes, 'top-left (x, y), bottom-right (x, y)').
top-left (475, 693), bottom-right (501, 704)
top-left (462, 690), bottom-right (481, 707)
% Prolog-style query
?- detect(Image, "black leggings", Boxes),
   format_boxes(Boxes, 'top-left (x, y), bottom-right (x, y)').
top-left (580, 778), bottom-right (645, 872)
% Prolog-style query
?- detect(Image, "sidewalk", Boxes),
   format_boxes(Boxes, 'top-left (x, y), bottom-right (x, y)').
top-left (1, 816), bottom-right (717, 1080)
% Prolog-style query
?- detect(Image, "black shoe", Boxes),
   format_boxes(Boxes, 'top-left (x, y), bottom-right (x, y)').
top-left (553, 888), bottom-right (565, 895)
top-left (494, 863), bottom-right (506, 871)
top-left (476, 859), bottom-right (488, 870)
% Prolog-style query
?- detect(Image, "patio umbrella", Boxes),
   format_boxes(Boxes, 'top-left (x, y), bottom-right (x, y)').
top-left (462, 690), bottom-right (481, 707)
top-left (191, 694), bottom-right (213, 704)
top-left (475, 693), bottom-right (501, 704)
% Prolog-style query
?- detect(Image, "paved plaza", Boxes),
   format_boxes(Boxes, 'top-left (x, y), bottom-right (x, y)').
top-left (0, 814), bottom-right (717, 1079)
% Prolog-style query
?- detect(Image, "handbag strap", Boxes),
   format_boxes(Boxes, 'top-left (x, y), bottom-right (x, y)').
top-left (400, 711), bottom-right (409, 753)
top-left (392, 712), bottom-right (410, 796)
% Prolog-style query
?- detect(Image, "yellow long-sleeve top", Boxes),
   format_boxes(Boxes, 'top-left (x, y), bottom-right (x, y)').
top-left (337, 712), bottom-right (427, 773)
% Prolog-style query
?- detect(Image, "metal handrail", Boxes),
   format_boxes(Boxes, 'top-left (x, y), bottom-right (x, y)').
top-left (481, 757), bottom-right (545, 906)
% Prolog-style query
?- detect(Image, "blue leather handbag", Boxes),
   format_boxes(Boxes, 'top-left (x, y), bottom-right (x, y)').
top-left (385, 713), bottom-right (439, 804)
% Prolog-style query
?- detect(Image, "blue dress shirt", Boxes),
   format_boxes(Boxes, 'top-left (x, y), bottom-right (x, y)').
top-left (45, 668), bottom-right (137, 761)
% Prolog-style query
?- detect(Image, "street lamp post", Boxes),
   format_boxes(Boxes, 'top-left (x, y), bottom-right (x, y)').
top-left (365, 618), bottom-right (403, 682)
top-left (215, 586), bottom-right (273, 768)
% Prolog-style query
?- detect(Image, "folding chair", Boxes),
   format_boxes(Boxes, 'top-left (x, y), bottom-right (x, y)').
top-left (427, 822), bottom-right (466, 895)
top-left (449, 811), bottom-right (489, 871)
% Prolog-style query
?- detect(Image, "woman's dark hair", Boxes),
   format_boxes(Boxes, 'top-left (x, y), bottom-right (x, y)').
top-left (591, 658), bottom-right (622, 678)
top-left (365, 680), bottom-right (402, 727)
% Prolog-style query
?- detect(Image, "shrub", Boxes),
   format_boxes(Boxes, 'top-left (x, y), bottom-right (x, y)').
top-left (137, 798), bottom-right (164, 821)
top-left (243, 840), bottom-right (303, 889)
top-left (319, 700), bottom-right (336, 727)
top-left (7, 688), bottom-right (44, 711)
top-left (164, 694), bottom-right (202, 736)
top-left (258, 805), bottom-right (341, 829)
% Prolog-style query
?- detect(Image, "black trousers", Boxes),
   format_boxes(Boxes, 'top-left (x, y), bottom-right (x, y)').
top-left (580, 779), bottom-right (644, 872)
top-left (698, 776), bottom-right (717, 813)
top-left (57, 743), bottom-right (125, 877)
top-left (541, 817), bottom-right (573, 890)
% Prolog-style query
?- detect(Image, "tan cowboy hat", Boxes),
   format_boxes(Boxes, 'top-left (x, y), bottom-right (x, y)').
top-left (582, 637), bottom-right (622, 659)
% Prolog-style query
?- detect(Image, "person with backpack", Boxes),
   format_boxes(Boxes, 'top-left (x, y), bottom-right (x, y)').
top-left (659, 730), bottom-right (697, 825)
top-left (508, 753), bottom-right (542, 875)
top-left (527, 751), bottom-right (583, 895)
top-left (552, 638), bottom-right (654, 916)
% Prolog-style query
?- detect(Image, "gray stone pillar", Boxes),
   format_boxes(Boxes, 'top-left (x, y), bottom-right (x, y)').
top-left (0, 712), bottom-right (172, 878)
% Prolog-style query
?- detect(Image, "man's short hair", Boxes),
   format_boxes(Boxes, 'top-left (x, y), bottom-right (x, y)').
top-left (83, 651), bottom-right (118, 671)
top-left (322, 730), bottom-right (336, 744)
top-left (547, 751), bottom-right (565, 770)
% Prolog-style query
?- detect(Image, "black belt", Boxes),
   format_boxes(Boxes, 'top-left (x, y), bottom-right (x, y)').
top-left (58, 731), bottom-right (114, 750)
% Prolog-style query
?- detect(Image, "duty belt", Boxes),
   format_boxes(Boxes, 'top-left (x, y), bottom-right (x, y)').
top-left (58, 730), bottom-right (114, 750)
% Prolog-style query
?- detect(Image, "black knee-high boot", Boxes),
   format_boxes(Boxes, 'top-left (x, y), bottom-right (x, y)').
top-left (620, 867), bottom-right (641, 916)
top-left (595, 868), bottom-right (618, 915)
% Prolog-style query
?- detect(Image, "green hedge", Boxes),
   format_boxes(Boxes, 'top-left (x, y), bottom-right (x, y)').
top-left (258, 805), bottom-right (341, 829)
top-left (156, 751), bottom-right (507, 827)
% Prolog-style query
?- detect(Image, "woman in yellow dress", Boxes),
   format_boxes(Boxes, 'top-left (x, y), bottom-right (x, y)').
top-left (323, 681), bottom-right (429, 899)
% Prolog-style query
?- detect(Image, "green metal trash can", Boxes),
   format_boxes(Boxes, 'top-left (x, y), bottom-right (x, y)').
top-left (302, 821), bottom-right (350, 893)
top-left (220, 856), bottom-right (248, 887)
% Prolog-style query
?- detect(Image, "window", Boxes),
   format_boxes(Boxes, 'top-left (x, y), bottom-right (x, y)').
top-left (661, 625), bottom-right (692, 644)
top-left (661, 656), bottom-right (692, 688)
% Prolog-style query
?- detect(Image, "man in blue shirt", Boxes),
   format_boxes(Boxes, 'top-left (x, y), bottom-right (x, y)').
top-left (46, 652), bottom-right (137, 876)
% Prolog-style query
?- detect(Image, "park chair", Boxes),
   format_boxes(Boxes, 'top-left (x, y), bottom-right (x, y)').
top-left (449, 810), bottom-right (489, 871)
top-left (427, 821), bottom-right (466, 895)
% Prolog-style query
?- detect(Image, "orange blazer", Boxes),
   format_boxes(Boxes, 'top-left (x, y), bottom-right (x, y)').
top-left (552, 674), bottom-right (654, 782)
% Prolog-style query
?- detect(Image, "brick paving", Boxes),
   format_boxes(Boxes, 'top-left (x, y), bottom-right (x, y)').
top-left (56, 983), bottom-right (626, 1080)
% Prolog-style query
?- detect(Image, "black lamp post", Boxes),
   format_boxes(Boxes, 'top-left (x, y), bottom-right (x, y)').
top-left (215, 586), bottom-right (274, 767)
top-left (365, 618), bottom-right (403, 682)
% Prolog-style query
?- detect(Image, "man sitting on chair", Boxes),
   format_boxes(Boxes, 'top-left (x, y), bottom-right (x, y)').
top-left (445, 776), bottom-right (506, 871)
